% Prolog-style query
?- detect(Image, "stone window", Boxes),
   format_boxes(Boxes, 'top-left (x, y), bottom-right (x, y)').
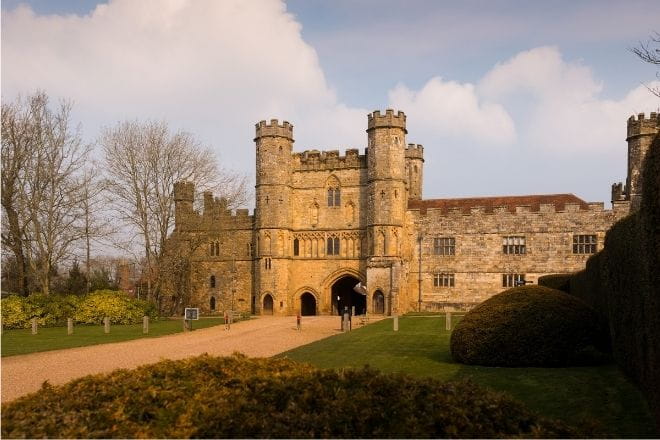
top-left (503, 236), bottom-right (526, 255)
top-left (210, 275), bottom-right (216, 288)
top-left (247, 243), bottom-right (252, 257)
top-left (433, 237), bottom-right (455, 256)
top-left (293, 238), bottom-right (300, 256)
top-left (264, 258), bottom-right (272, 270)
top-left (209, 241), bottom-right (220, 256)
top-left (210, 297), bottom-right (216, 311)
top-left (327, 188), bottom-right (340, 207)
top-left (327, 237), bottom-right (340, 255)
top-left (573, 234), bottom-right (597, 254)
top-left (502, 273), bottom-right (525, 287)
top-left (433, 273), bottom-right (455, 287)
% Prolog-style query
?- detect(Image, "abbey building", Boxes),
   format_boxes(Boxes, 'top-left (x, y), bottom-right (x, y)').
top-left (168, 110), bottom-right (658, 316)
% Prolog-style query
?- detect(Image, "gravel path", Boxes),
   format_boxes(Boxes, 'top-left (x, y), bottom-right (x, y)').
top-left (1, 315), bottom-right (351, 403)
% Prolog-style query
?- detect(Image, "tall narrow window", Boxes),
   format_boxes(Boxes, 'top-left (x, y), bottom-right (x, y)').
top-left (328, 188), bottom-right (334, 206)
top-left (293, 238), bottom-right (300, 256)
top-left (210, 241), bottom-right (220, 256)
top-left (327, 237), bottom-right (340, 255)
top-left (210, 275), bottom-right (216, 288)
top-left (334, 188), bottom-right (340, 206)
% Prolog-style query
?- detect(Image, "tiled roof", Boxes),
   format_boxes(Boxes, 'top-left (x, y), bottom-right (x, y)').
top-left (407, 194), bottom-right (590, 215)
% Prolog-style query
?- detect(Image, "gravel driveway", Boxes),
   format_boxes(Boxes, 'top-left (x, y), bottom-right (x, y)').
top-left (1, 315), bottom-right (348, 403)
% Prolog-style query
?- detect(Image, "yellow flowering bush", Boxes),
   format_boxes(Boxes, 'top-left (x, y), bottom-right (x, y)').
top-left (74, 290), bottom-right (157, 325)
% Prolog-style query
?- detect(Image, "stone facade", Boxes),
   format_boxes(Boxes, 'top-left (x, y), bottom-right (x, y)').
top-left (168, 111), bottom-right (659, 316)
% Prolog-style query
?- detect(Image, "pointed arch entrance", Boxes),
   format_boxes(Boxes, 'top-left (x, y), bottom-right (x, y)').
top-left (300, 292), bottom-right (317, 316)
top-left (331, 275), bottom-right (366, 315)
top-left (262, 294), bottom-right (274, 315)
top-left (372, 290), bottom-right (385, 314)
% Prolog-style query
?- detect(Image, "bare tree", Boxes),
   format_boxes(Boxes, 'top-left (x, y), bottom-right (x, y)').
top-left (631, 32), bottom-right (660, 98)
top-left (100, 120), bottom-right (247, 304)
top-left (2, 91), bottom-right (92, 295)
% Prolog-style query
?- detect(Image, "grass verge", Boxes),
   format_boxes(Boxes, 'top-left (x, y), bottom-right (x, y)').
top-left (1, 317), bottom-right (229, 357)
top-left (278, 315), bottom-right (657, 438)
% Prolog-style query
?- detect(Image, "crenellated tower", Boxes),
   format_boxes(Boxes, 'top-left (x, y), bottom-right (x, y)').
top-left (405, 144), bottom-right (424, 200)
top-left (254, 119), bottom-right (294, 314)
top-left (625, 112), bottom-right (659, 209)
top-left (365, 109), bottom-right (408, 314)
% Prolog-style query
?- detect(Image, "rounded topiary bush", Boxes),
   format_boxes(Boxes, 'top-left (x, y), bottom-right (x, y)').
top-left (450, 286), bottom-right (609, 367)
top-left (1, 354), bottom-right (585, 439)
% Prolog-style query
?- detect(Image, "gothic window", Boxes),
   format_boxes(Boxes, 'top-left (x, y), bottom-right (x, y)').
top-left (264, 234), bottom-right (271, 255)
top-left (378, 231), bottom-right (386, 255)
top-left (327, 188), bottom-right (341, 207)
top-left (433, 237), bottom-right (455, 256)
top-left (573, 234), bottom-right (597, 254)
top-left (503, 236), bottom-right (526, 255)
top-left (210, 275), bottom-right (216, 288)
top-left (327, 237), bottom-right (340, 255)
top-left (503, 273), bottom-right (525, 287)
top-left (264, 258), bottom-right (272, 270)
top-left (433, 273), bottom-right (455, 287)
top-left (210, 297), bottom-right (216, 311)
top-left (293, 238), bottom-right (300, 256)
top-left (345, 202), bottom-right (355, 225)
top-left (209, 241), bottom-right (220, 256)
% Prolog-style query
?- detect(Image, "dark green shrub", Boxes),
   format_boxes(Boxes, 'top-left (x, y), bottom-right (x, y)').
top-left (1, 354), bottom-right (586, 439)
top-left (537, 274), bottom-right (572, 293)
top-left (450, 286), bottom-right (609, 367)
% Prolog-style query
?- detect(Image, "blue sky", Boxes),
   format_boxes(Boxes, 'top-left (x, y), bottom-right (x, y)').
top-left (2, 0), bottom-right (659, 206)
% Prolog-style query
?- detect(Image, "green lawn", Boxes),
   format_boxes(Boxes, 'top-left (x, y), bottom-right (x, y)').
top-left (278, 315), bottom-right (657, 438)
top-left (1, 317), bottom-right (227, 357)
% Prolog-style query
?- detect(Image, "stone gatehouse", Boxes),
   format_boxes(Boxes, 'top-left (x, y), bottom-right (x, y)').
top-left (167, 110), bottom-right (659, 316)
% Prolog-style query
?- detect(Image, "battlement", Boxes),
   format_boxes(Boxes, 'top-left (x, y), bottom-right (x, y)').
top-left (367, 109), bottom-right (407, 132)
top-left (174, 181), bottom-right (194, 202)
top-left (627, 112), bottom-right (659, 138)
top-left (254, 119), bottom-right (294, 141)
top-left (292, 148), bottom-right (366, 171)
top-left (405, 144), bottom-right (424, 160)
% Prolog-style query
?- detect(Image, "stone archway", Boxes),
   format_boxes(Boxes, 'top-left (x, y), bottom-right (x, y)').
top-left (262, 294), bottom-right (274, 315)
top-left (331, 275), bottom-right (366, 315)
top-left (372, 290), bottom-right (385, 314)
top-left (300, 292), bottom-right (317, 316)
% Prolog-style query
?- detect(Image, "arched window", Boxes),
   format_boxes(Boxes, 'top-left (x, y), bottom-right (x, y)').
top-left (210, 275), bottom-right (216, 288)
top-left (293, 238), bottom-right (300, 256)
top-left (210, 297), bottom-right (216, 311)
top-left (326, 176), bottom-right (341, 207)
top-left (210, 241), bottom-right (220, 256)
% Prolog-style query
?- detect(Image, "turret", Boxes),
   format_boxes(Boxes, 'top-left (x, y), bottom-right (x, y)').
top-left (405, 144), bottom-right (424, 200)
top-left (253, 119), bottom-right (294, 315)
top-left (365, 109), bottom-right (407, 257)
top-left (174, 181), bottom-right (194, 229)
top-left (626, 112), bottom-right (659, 209)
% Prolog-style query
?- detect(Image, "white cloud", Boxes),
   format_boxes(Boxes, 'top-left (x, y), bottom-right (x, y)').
top-left (478, 46), bottom-right (659, 153)
top-left (388, 77), bottom-right (516, 146)
top-left (1, 0), bottom-right (367, 171)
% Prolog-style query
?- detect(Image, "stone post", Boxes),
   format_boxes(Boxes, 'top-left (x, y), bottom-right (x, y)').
top-left (143, 316), bottom-right (149, 334)
top-left (103, 317), bottom-right (110, 334)
top-left (446, 312), bottom-right (452, 331)
top-left (393, 313), bottom-right (399, 332)
top-left (1, 316), bottom-right (3, 336)
top-left (31, 317), bottom-right (38, 335)
top-left (67, 318), bottom-right (74, 335)
top-left (183, 319), bottom-right (191, 332)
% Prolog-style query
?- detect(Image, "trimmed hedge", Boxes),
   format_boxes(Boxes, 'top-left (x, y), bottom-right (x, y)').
top-left (537, 274), bottom-right (572, 293)
top-left (1, 354), bottom-right (586, 438)
top-left (0, 290), bottom-right (157, 329)
top-left (450, 286), bottom-right (609, 367)
top-left (567, 134), bottom-right (660, 425)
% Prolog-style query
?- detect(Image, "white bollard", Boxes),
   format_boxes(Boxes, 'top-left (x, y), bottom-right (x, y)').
top-left (31, 317), bottom-right (38, 335)
top-left (143, 316), bottom-right (149, 334)
top-left (446, 312), bottom-right (452, 331)
top-left (103, 317), bottom-right (110, 334)
top-left (393, 314), bottom-right (399, 332)
top-left (67, 318), bottom-right (74, 335)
